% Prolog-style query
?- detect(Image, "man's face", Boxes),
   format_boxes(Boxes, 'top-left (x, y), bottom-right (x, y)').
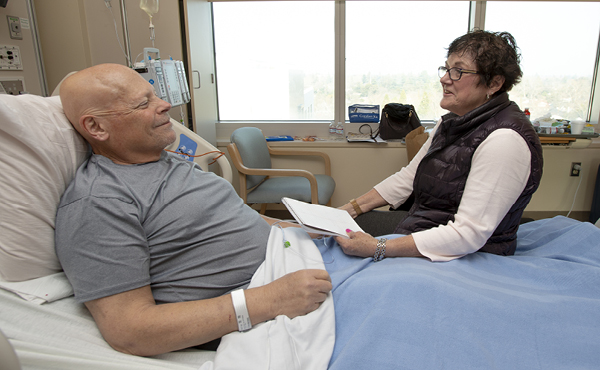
top-left (100, 74), bottom-right (175, 164)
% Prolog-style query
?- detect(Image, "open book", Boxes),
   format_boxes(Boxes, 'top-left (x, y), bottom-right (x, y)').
top-left (282, 197), bottom-right (364, 237)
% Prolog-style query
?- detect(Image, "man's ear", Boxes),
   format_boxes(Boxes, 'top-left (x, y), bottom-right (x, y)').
top-left (80, 115), bottom-right (109, 141)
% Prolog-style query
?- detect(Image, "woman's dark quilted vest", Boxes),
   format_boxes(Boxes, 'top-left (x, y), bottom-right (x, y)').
top-left (394, 92), bottom-right (543, 256)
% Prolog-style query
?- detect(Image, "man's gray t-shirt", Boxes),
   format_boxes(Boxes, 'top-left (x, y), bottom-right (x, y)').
top-left (55, 152), bottom-right (270, 304)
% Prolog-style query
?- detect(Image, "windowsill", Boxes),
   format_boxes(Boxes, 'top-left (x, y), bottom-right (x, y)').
top-left (216, 137), bottom-right (407, 148)
top-left (217, 136), bottom-right (600, 149)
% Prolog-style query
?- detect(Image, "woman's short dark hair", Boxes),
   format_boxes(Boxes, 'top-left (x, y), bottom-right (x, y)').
top-left (447, 30), bottom-right (522, 94)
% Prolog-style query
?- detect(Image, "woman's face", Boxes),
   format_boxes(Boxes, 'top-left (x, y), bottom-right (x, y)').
top-left (440, 52), bottom-right (490, 117)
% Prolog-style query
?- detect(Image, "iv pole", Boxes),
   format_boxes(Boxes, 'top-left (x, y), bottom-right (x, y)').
top-left (119, 0), bottom-right (133, 67)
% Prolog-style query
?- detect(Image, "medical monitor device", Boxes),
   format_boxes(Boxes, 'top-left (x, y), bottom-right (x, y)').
top-left (135, 48), bottom-right (191, 107)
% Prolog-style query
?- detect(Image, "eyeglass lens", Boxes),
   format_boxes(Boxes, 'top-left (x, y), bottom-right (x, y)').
top-left (438, 67), bottom-right (461, 80)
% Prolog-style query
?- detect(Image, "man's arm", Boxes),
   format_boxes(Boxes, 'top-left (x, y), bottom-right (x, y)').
top-left (261, 214), bottom-right (325, 239)
top-left (85, 269), bottom-right (332, 357)
top-left (261, 214), bottom-right (297, 228)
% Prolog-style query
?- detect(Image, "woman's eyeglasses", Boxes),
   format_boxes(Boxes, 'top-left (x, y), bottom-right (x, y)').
top-left (438, 66), bottom-right (479, 81)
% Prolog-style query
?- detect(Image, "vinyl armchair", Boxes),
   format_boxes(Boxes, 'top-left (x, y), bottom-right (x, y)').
top-left (227, 127), bottom-right (336, 214)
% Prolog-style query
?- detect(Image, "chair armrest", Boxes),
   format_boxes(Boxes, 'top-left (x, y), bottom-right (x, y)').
top-left (227, 143), bottom-right (318, 180)
top-left (227, 143), bottom-right (320, 203)
top-left (267, 147), bottom-right (331, 176)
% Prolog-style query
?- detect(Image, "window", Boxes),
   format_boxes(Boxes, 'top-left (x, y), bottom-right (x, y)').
top-left (485, 1), bottom-right (600, 122)
top-left (212, 1), bottom-right (335, 121)
top-left (345, 1), bottom-right (469, 121)
top-left (212, 1), bottom-right (600, 123)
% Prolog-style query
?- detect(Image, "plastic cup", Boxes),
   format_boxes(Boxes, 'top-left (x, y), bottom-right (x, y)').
top-left (571, 120), bottom-right (585, 135)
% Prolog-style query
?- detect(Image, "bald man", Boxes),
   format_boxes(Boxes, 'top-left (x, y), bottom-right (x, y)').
top-left (55, 64), bottom-right (331, 356)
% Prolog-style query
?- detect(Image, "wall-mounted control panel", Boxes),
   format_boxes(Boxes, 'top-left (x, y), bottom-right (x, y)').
top-left (0, 45), bottom-right (22, 70)
top-left (0, 77), bottom-right (25, 95)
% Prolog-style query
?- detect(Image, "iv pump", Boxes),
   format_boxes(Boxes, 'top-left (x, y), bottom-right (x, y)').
top-left (135, 48), bottom-right (191, 108)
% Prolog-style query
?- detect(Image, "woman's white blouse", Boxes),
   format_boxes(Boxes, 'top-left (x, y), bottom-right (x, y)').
top-left (374, 121), bottom-right (532, 261)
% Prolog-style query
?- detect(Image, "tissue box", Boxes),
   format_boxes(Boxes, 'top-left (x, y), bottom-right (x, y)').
top-left (348, 104), bottom-right (380, 123)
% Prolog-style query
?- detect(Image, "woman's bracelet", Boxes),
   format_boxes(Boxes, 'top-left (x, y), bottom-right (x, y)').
top-left (373, 238), bottom-right (387, 262)
top-left (349, 199), bottom-right (363, 216)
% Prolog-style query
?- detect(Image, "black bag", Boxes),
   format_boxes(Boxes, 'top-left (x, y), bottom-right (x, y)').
top-left (378, 103), bottom-right (422, 140)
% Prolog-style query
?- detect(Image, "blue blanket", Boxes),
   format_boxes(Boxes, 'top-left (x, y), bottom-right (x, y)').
top-left (315, 216), bottom-right (600, 370)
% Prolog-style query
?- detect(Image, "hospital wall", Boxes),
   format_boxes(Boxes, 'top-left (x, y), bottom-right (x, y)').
top-left (33, 0), bottom-right (600, 221)
top-left (33, 0), bottom-right (187, 121)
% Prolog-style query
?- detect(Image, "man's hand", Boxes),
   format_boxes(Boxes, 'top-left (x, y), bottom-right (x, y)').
top-left (248, 269), bottom-right (332, 321)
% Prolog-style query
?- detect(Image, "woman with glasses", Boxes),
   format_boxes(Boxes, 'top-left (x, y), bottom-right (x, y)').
top-left (338, 30), bottom-right (543, 262)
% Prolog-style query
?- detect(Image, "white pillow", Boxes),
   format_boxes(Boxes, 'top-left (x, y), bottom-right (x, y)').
top-left (0, 94), bottom-right (89, 282)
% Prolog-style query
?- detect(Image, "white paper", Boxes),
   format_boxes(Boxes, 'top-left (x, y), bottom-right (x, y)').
top-left (282, 197), bottom-right (364, 237)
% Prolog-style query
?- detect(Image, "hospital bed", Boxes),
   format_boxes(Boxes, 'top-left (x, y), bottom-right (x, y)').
top-left (1, 91), bottom-right (600, 370)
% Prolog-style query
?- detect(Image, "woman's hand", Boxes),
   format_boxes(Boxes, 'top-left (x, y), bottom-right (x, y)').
top-left (334, 229), bottom-right (378, 258)
top-left (336, 232), bottom-right (423, 259)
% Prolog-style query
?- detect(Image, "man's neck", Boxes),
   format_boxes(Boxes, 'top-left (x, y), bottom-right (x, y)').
top-left (91, 148), bottom-right (163, 165)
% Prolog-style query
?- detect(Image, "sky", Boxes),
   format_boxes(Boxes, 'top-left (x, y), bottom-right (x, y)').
top-left (214, 1), bottom-right (599, 78)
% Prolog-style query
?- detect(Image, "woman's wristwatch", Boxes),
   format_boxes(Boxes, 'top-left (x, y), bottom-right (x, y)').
top-left (349, 199), bottom-right (363, 216)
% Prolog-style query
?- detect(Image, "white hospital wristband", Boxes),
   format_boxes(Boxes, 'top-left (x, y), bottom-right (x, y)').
top-left (231, 289), bottom-right (252, 332)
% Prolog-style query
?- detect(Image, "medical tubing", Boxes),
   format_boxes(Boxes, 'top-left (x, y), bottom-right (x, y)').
top-left (272, 220), bottom-right (335, 264)
top-left (566, 169), bottom-right (584, 218)
top-left (163, 149), bottom-right (225, 165)
top-left (105, 0), bottom-right (132, 67)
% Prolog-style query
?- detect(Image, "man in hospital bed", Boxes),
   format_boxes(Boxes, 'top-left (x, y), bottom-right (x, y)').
top-left (54, 63), bottom-right (332, 357)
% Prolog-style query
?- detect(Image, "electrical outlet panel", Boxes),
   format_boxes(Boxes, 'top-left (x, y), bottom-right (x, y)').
top-left (6, 16), bottom-right (22, 40)
top-left (0, 45), bottom-right (22, 70)
top-left (570, 162), bottom-right (581, 177)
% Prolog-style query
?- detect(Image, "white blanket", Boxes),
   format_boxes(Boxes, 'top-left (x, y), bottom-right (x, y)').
top-left (208, 226), bottom-right (335, 370)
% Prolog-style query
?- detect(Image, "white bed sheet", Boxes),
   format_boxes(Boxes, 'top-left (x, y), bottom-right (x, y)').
top-left (0, 288), bottom-right (215, 369)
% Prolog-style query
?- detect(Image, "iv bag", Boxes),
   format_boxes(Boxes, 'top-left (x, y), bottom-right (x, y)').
top-left (140, 0), bottom-right (159, 17)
